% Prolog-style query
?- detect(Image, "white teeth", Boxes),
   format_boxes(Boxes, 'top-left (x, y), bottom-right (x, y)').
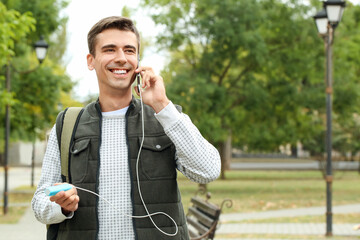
top-left (113, 69), bottom-right (127, 74)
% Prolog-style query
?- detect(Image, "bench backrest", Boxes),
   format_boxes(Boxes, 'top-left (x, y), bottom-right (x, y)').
top-left (186, 196), bottom-right (221, 240)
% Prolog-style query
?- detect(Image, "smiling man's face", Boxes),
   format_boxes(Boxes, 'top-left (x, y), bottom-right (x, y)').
top-left (87, 28), bottom-right (138, 95)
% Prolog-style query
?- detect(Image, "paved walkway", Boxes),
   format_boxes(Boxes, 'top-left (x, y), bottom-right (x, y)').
top-left (220, 203), bottom-right (360, 221)
top-left (1, 167), bottom-right (360, 239)
top-left (218, 223), bottom-right (360, 237)
top-left (1, 203), bottom-right (359, 239)
top-left (0, 166), bottom-right (41, 193)
top-left (215, 204), bottom-right (360, 238)
top-left (0, 204), bottom-right (47, 240)
top-left (0, 167), bottom-right (44, 239)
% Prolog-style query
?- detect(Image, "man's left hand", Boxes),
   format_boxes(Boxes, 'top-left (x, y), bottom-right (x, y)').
top-left (135, 66), bottom-right (170, 113)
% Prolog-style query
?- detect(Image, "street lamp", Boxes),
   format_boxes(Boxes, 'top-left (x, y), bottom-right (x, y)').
top-left (34, 36), bottom-right (49, 63)
top-left (3, 37), bottom-right (49, 215)
top-left (313, 0), bottom-right (346, 237)
top-left (313, 9), bottom-right (328, 35)
top-left (324, 0), bottom-right (346, 26)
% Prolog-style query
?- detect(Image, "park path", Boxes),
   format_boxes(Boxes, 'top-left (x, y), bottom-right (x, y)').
top-left (217, 204), bottom-right (360, 238)
top-left (1, 203), bottom-right (359, 240)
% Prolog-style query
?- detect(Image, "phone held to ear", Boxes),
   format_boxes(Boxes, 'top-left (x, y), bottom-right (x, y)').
top-left (136, 73), bottom-right (141, 93)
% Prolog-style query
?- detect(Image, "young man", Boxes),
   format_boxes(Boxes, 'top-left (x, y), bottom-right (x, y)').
top-left (32, 16), bottom-right (221, 240)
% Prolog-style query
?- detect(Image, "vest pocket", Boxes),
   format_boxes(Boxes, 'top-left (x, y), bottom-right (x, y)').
top-left (139, 135), bottom-right (177, 180)
top-left (70, 138), bottom-right (90, 183)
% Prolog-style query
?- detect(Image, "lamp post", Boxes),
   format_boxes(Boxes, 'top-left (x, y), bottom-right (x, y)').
top-left (3, 37), bottom-right (49, 215)
top-left (30, 36), bottom-right (49, 187)
top-left (313, 0), bottom-right (346, 237)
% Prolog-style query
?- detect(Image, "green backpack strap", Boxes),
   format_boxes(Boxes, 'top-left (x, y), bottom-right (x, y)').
top-left (47, 107), bottom-right (83, 232)
top-left (55, 107), bottom-right (84, 183)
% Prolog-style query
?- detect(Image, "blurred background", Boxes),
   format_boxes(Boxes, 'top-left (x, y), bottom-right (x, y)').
top-left (1, 0), bottom-right (360, 170)
top-left (1, 0), bottom-right (360, 239)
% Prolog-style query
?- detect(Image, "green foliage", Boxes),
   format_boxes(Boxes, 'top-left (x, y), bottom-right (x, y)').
top-left (1, 0), bottom-right (69, 44)
top-left (120, 6), bottom-right (151, 60)
top-left (142, 0), bottom-right (360, 157)
top-left (0, 2), bottom-right (35, 66)
top-left (0, 0), bottom-right (76, 146)
top-left (11, 63), bottom-right (72, 141)
top-left (329, 3), bottom-right (360, 158)
top-left (121, 6), bottom-right (132, 18)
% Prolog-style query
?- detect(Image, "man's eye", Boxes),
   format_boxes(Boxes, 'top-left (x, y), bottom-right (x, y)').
top-left (104, 49), bottom-right (115, 52)
top-left (125, 49), bottom-right (135, 54)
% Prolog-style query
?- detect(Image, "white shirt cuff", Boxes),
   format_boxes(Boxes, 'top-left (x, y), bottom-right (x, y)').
top-left (154, 101), bottom-right (181, 130)
top-left (54, 203), bottom-right (74, 220)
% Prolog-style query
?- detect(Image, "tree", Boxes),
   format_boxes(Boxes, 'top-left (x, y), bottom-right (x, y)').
top-left (142, 0), bottom-right (266, 178)
top-left (300, 2), bottom-right (360, 160)
top-left (0, 0), bottom-right (77, 149)
top-left (330, 3), bottom-right (360, 159)
top-left (0, 2), bottom-right (35, 64)
top-left (142, 0), bottom-right (334, 177)
top-left (143, 0), bottom-right (360, 177)
top-left (0, 2), bottom-right (36, 152)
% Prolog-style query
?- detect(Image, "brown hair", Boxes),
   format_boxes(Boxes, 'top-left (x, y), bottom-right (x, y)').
top-left (87, 16), bottom-right (140, 56)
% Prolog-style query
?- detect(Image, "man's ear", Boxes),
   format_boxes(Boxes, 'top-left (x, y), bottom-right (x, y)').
top-left (87, 54), bottom-right (94, 70)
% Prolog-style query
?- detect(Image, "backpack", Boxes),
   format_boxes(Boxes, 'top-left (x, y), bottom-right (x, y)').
top-left (55, 107), bottom-right (84, 183)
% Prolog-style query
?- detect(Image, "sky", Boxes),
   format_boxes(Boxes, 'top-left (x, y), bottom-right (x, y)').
top-left (63, 0), bottom-right (360, 100)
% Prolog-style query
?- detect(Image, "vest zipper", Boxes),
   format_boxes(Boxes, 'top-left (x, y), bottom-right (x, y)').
top-left (125, 99), bottom-right (138, 240)
top-left (95, 102), bottom-right (102, 240)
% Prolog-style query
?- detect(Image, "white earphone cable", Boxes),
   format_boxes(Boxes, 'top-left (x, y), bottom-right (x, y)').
top-left (73, 83), bottom-right (178, 236)
top-left (135, 86), bottom-right (178, 236)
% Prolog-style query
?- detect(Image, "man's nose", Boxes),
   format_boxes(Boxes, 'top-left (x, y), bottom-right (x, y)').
top-left (115, 49), bottom-right (127, 64)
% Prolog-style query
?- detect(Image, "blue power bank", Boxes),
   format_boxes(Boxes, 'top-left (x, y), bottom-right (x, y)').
top-left (45, 184), bottom-right (73, 196)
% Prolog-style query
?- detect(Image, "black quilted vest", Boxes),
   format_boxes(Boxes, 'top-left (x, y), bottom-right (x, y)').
top-left (48, 98), bottom-right (189, 240)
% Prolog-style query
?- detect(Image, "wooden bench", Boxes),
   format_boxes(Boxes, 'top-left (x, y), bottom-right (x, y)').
top-left (186, 192), bottom-right (232, 240)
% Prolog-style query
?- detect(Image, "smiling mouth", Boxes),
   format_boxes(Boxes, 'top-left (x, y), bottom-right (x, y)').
top-left (110, 69), bottom-right (128, 75)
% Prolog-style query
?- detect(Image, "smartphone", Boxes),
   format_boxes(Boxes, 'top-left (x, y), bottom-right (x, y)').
top-left (136, 73), bottom-right (141, 93)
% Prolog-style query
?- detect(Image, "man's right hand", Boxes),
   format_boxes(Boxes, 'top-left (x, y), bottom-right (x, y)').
top-left (49, 183), bottom-right (79, 215)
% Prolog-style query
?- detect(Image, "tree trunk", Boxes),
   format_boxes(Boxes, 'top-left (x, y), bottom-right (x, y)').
top-left (220, 132), bottom-right (232, 179)
top-left (291, 144), bottom-right (297, 158)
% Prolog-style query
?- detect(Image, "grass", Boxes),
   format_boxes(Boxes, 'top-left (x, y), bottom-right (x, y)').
top-left (178, 170), bottom-right (360, 239)
top-left (238, 213), bottom-right (360, 224)
top-left (1, 170), bottom-right (360, 233)
top-left (231, 157), bottom-right (315, 163)
top-left (0, 186), bottom-right (36, 224)
top-left (178, 170), bottom-right (360, 213)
